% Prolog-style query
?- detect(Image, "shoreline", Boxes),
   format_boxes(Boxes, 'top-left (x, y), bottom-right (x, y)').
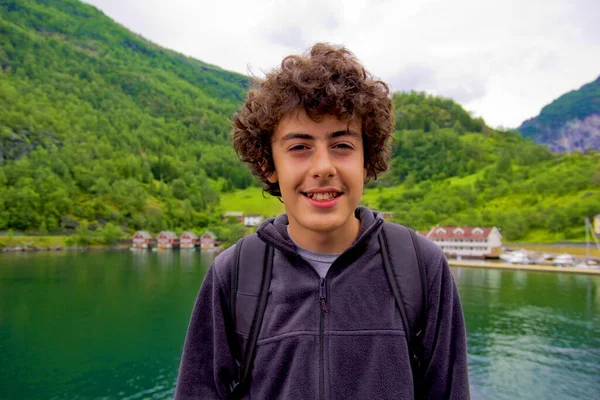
top-left (0, 245), bottom-right (225, 253)
top-left (449, 260), bottom-right (600, 275)
top-left (0, 244), bottom-right (130, 253)
top-left (3, 246), bottom-right (599, 276)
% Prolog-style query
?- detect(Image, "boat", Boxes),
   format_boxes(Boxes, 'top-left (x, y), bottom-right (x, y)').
top-left (553, 253), bottom-right (577, 267)
top-left (505, 250), bottom-right (533, 264)
top-left (535, 253), bottom-right (554, 263)
top-left (574, 259), bottom-right (600, 269)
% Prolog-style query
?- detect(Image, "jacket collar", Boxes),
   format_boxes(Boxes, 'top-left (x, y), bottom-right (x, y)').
top-left (256, 206), bottom-right (385, 257)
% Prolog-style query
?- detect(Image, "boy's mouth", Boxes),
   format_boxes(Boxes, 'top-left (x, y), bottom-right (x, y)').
top-left (301, 191), bottom-right (342, 201)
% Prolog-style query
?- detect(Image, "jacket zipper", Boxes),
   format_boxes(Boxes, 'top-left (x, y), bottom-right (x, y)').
top-left (319, 277), bottom-right (328, 399)
top-left (320, 277), bottom-right (329, 313)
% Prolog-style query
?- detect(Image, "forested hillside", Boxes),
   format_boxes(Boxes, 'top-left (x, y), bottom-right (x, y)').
top-left (518, 76), bottom-right (600, 152)
top-left (0, 0), bottom-right (598, 243)
top-left (366, 151), bottom-right (599, 242)
top-left (367, 92), bottom-right (599, 242)
top-left (384, 92), bottom-right (553, 185)
top-left (0, 0), bottom-right (253, 234)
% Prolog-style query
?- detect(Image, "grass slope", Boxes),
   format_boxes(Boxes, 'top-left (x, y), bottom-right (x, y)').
top-left (218, 188), bottom-right (285, 217)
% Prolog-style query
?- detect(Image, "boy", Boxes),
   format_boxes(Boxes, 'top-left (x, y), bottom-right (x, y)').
top-left (175, 43), bottom-right (470, 399)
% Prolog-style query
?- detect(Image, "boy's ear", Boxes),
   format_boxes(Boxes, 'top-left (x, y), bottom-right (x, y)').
top-left (261, 162), bottom-right (278, 183)
top-left (266, 171), bottom-right (278, 184)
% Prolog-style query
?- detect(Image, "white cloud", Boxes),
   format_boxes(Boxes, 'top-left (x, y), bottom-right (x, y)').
top-left (84, 0), bottom-right (600, 127)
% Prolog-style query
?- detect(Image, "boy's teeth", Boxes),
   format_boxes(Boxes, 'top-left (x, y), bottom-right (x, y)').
top-left (308, 192), bottom-right (337, 200)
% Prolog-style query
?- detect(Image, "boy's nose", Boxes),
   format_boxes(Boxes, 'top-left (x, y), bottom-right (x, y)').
top-left (310, 147), bottom-right (336, 178)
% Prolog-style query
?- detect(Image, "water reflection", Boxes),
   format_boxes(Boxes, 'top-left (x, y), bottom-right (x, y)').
top-left (179, 249), bottom-right (197, 269)
top-left (0, 254), bottom-right (598, 399)
top-left (453, 267), bottom-right (600, 399)
top-left (0, 250), bottom-right (217, 400)
top-left (129, 249), bottom-right (217, 271)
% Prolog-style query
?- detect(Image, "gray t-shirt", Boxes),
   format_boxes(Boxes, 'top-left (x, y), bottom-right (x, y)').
top-left (288, 226), bottom-right (339, 278)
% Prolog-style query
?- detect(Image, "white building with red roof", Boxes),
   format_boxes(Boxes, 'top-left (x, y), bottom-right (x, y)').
top-left (157, 231), bottom-right (180, 249)
top-left (421, 226), bottom-right (503, 259)
top-left (132, 231), bottom-right (155, 249)
top-left (180, 231), bottom-right (199, 249)
top-left (200, 231), bottom-right (218, 249)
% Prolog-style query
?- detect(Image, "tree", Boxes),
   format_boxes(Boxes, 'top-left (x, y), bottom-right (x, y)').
top-left (73, 220), bottom-right (93, 246)
top-left (39, 220), bottom-right (48, 235)
top-left (101, 223), bottom-right (122, 245)
top-left (171, 178), bottom-right (188, 200)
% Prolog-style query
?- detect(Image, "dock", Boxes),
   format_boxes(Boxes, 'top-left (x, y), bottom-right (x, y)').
top-left (448, 260), bottom-right (600, 275)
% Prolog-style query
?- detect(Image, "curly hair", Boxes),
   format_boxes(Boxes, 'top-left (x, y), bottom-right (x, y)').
top-left (232, 43), bottom-right (394, 196)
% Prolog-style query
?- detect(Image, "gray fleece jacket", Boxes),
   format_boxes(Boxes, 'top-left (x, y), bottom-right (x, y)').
top-left (175, 207), bottom-right (470, 399)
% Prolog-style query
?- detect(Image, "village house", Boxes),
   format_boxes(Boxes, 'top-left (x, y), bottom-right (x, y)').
top-left (200, 231), bottom-right (218, 249)
top-left (421, 226), bottom-right (503, 259)
top-left (180, 231), bottom-right (199, 249)
top-left (244, 214), bottom-right (264, 227)
top-left (132, 231), bottom-right (154, 249)
top-left (157, 231), bottom-right (180, 249)
top-left (225, 211), bottom-right (244, 223)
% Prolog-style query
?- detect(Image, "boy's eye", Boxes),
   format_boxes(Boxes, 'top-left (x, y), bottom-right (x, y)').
top-left (333, 143), bottom-right (353, 149)
top-left (289, 144), bottom-right (309, 151)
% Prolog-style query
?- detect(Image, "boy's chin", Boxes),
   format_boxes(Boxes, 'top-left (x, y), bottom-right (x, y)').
top-left (293, 213), bottom-right (354, 234)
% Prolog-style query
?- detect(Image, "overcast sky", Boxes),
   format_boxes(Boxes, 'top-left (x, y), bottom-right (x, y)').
top-left (84, 0), bottom-right (599, 128)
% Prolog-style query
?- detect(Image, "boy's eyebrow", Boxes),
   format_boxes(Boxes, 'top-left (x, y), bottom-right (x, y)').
top-left (279, 130), bottom-right (361, 142)
top-left (331, 129), bottom-right (361, 140)
top-left (280, 133), bottom-right (314, 141)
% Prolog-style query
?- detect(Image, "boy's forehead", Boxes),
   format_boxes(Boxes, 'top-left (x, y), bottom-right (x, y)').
top-left (275, 109), bottom-right (362, 134)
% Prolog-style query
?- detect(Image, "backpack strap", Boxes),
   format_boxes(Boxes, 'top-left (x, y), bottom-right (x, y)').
top-left (229, 234), bottom-right (274, 398)
top-left (378, 222), bottom-right (428, 396)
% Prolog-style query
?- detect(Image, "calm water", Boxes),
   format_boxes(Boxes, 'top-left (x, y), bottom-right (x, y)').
top-left (1, 251), bottom-right (599, 399)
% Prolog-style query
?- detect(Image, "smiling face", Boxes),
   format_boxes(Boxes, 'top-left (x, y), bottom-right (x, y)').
top-left (268, 110), bottom-right (366, 252)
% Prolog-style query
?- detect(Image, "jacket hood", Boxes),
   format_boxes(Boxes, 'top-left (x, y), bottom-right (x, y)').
top-left (256, 206), bottom-right (385, 256)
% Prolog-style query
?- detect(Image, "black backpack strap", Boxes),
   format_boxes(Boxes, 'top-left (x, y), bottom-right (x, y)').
top-left (379, 222), bottom-right (428, 397)
top-left (229, 234), bottom-right (273, 399)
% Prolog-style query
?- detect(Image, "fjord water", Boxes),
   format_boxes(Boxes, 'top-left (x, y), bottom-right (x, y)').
top-left (1, 252), bottom-right (598, 399)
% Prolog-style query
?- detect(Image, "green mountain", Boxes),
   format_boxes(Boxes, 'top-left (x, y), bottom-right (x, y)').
top-left (385, 92), bottom-right (552, 185)
top-left (518, 76), bottom-right (600, 152)
top-left (366, 91), bottom-right (600, 242)
top-left (0, 0), bottom-right (598, 244)
top-left (0, 0), bottom-right (254, 233)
